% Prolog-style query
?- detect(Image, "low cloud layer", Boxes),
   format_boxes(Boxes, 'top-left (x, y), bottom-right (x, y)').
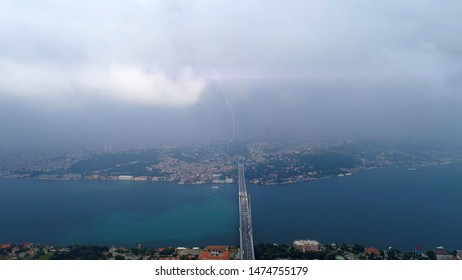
top-left (0, 61), bottom-right (206, 106)
top-left (0, 1), bottom-right (208, 107)
top-left (1, 1), bottom-right (462, 150)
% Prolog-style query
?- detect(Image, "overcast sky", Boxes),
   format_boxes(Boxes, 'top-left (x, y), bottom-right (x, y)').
top-left (1, 0), bottom-right (461, 151)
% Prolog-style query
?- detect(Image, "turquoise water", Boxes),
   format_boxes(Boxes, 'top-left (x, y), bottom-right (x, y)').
top-left (0, 163), bottom-right (461, 250)
top-left (0, 180), bottom-right (239, 248)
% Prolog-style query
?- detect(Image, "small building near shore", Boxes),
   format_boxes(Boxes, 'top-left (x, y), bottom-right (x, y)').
top-left (199, 246), bottom-right (231, 260)
top-left (293, 240), bottom-right (321, 252)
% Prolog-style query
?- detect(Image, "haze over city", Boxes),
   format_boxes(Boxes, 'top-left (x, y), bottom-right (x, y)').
top-left (3, 1), bottom-right (462, 265)
top-left (1, 1), bottom-right (462, 151)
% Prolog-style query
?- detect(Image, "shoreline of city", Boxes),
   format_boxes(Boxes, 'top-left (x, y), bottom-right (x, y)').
top-left (1, 240), bottom-right (461, 260)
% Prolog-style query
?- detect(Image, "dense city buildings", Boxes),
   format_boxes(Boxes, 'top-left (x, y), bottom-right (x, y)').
top-left (1, 140), bottom-right (461, 186)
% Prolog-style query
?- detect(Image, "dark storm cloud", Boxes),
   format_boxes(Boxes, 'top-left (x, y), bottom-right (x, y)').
top-left (0, 0), bottom-right (461, 149)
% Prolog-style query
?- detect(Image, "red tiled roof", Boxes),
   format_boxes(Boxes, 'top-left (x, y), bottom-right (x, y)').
top-left (199, 251), bottom-right (231, 260)
top-left (365, 247), bottom-right (380, 255)
top-left (1, 244), bottom-right (11, 249)
top-left (206, 246), bottom-right (226, 251)
top-left (199, 251), bottom-right (208, 260)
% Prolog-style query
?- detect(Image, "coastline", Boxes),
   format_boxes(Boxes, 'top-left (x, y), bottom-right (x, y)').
top-left (2, 160), bottom-right (460, 186)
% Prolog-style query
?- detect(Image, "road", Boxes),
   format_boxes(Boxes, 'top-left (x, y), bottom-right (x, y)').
top-left (238, 160), bottom-right (255, 260)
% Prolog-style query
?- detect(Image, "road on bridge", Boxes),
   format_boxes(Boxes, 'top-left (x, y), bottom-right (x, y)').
top-left (238, 160), bottom-right (255, 260)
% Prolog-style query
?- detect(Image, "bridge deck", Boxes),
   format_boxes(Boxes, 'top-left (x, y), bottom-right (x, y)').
top-left (238, 160), bottom-right (255, 260)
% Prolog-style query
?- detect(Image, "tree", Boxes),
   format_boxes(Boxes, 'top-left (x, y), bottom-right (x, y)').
top-left (386, 249), bottom-right (397, 260)
top-left (352, 244), bottom-right (364, 254)
top-left (379, 249), bottom-right (385, 258)
top-left (324, 251), bottom-right (337, 260)
top-left (367, 253), bottom-right (377, 260)
top-left (51, 245), bottom-right (109, 260)
top-left (426, 250), bottom-right (436, 260)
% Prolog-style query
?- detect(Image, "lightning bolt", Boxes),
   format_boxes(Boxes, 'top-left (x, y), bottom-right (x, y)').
top-left (214, 68), bottom-right (236, 154)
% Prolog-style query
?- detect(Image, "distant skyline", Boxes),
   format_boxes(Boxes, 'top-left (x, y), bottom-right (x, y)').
top-left (1, 1), bottom-right (462, 151)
